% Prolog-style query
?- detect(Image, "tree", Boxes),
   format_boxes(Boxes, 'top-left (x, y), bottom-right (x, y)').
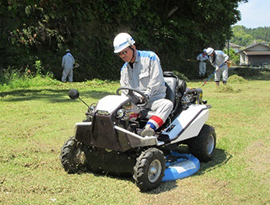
top-left (231, 25), bottom-right (270, 46)
top-left (224, 48), bottom-right (239, 65)
top-left (0, 0), bottom-right (247, 80)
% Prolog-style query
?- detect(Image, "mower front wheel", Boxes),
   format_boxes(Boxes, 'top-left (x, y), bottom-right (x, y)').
top-left (133, 148), bottom-right (165, 192)
top-left (60, 136), bottom-right (88, 174)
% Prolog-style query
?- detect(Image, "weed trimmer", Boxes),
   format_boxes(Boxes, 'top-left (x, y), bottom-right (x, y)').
top-left (201, 62), bottom-right (225, 86)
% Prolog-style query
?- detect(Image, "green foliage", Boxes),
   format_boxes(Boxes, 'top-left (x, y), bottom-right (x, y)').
top-left (223, 48), bottom-right (239, 65)
top-left (0, 0), bottom-right (246, 81)
top-left (0, 67), bottom-right (60, 91)
top-left (172, 70), bottom-right (189, 81)
top-left (231, 25), bottom-right (270, 46)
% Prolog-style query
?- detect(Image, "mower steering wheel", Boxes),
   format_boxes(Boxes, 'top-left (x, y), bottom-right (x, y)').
top-left (116, 87), bottom-right (149, 107)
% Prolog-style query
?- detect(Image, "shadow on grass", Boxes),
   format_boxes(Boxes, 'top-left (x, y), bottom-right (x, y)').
top-left (72, 148), bottom-right (231, 194)
top-left (0, 88), bottom-right (114, 103)
top-left (197, 148), bottom-right (232, 175)
top-left (149, 148), bottom-right (231, 194)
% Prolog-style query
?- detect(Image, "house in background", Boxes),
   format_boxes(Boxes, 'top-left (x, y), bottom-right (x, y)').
top-left (226, 42), bottom-right (242, 53)
top-left (238, 43), bottom-right (270, 66)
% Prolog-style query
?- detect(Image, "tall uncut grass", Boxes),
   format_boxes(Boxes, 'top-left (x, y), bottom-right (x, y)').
top-left (0, 66), bottom-right (61, 91)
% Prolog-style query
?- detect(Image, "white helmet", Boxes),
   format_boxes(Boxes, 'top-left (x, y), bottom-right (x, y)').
top-left (206, 47), bottom-right (214, 55)
top-left (203, 49), bottom-right (207, 53)
top-left (113, 33), bottom-right (135, 53)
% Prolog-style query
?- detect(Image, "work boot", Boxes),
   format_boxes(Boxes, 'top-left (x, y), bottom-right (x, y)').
top-left (141, 125), bottom-right (155, 137)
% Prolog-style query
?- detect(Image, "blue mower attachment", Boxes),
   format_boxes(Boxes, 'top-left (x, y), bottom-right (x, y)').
top-left (162, 152), bottom-right (200, 182)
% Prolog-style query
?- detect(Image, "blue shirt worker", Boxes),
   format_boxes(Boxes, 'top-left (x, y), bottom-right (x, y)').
top-left (196, 49), bottom-right (208, 77)
top-left (113, 32), bottom-right (173, 137)
top-left (61, 49), bottom-right (75, 82)
top-left (206, 47), bottom-right (229, 86)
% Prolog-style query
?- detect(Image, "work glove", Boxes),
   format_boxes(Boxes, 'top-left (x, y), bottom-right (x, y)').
top-left (215, 65), bottom-right (219, 71)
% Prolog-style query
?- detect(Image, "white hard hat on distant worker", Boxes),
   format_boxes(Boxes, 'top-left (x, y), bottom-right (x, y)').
top-left (203, 49), bottom-right (207, 53)
top-left (113, 33), bottom-right (135, 53)
top-left (206, 47), bottom-right (214, 55)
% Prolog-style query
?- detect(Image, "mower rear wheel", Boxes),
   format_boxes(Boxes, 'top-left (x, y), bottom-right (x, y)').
top-left (188, 124), bottom-right (216, 162)
top-left (60, 136), bottom-right (88, 174)
top-left (133, 148), bottom-right (165, 192)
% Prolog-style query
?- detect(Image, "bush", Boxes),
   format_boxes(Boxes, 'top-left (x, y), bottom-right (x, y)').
top-left (0, 67), bottom-right (60, 91)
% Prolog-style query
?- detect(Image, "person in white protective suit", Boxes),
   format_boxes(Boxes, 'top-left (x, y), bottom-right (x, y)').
top-left (113, 32), bottom-right (173, 137)
top-left (61, 49), bottom-right (75, 82)
top-left (206, 47), bottom-right (229, 86)
top-left (196, 49), bottom-right (208, 77)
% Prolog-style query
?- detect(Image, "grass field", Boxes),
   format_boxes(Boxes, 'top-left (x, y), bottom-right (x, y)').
top-left (0, 71), bottom-right (270, 205)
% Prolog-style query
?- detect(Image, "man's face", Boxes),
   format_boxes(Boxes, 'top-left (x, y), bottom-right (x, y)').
top-left (117, 47), bottom-right (133, 62)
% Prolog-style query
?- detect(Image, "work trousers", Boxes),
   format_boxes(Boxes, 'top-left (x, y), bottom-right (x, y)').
top-left (145, 98), bottom-right (173, 129)
top-left (199, 62), bottom-right (206, 76)
top-left (62, 67), bottom-right (73, 82)
top-left (214, 65), bottom-right (228, 82)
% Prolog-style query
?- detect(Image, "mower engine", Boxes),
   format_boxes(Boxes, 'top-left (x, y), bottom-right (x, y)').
top-left (182, 88), bottom-right (205, 108)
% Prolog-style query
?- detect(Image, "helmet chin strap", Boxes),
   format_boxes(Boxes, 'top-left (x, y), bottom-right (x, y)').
top-left (128, 46), bottom-right (135, 63)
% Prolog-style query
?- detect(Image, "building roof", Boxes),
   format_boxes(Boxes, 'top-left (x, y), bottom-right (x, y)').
top-left (225, 42), bottom-right (241, 50)
top-left (239, 43), bottom-right (270, 52)
top-left (228, 42), bottom-right (241, 48)
top-left (243, 51), bottom-right (270, 56)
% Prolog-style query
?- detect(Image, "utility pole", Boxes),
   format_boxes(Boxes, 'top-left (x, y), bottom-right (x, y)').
top-left (227, 40), bottom-right (230, 58)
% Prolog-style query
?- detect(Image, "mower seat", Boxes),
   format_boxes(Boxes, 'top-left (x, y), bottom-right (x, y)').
top-left (164, 76), bottom-right (178, 105)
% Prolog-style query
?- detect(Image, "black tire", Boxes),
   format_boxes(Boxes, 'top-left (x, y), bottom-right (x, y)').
top-left (60, 136), bottom-right (87, 174)
top-left (188, 124), bottom-right (216, 162)
top-left (133, 148), bottom-right (165, 192)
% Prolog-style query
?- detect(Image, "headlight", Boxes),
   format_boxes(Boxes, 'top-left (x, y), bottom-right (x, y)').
top-left (116, 109), bottom-right (125, 118)
top-left (97, 110), bottom-right (110, 116)
top-left (88, 103), bottom-right (96, 113)
top-left (89, 105), bottom-right (95, 112)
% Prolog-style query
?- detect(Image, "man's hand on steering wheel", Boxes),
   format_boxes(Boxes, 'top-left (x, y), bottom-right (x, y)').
top-left (139, 94), bottom-right (149, 104)
top-left (116, 87), bottom-right (149, 107)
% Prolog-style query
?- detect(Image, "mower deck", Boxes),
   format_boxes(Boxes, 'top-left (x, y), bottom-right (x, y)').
top-left (162, 152), bottom-right (200, 182)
